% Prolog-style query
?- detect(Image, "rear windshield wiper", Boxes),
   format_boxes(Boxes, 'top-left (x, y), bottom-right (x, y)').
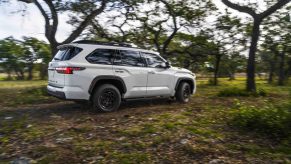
top-left (54, 58), bottom-right (61, 61)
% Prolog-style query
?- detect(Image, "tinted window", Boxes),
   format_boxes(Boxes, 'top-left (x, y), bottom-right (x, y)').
top-left (53, 47), bottom-right (82, 61)
top-left (142, 53), bottom-right (165, 68)
top-left (114, 50), bottom-right (145, 67)
top-left (86, 49), bottom-right (115, 65)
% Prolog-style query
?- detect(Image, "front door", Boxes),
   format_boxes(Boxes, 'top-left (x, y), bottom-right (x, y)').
top-left (142, 52), bottom-right (174, 97)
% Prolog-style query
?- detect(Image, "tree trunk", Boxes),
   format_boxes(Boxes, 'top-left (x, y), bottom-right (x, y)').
top-left (268, 55), bottom-right (277, 84)
top-left (278, 52), bottom-right (285, 86)
top-left (287, 59), bottom-right (291, 80)
top-left (50, 43), bottom-right (58, 58)
top-left (27, 63), bottom-right (33, 80)
top-left (246, 20), bottom-right (260, 92)
top-left (14, 68), bottom-right (24, 80)
top-left (213, 54), bottom-right (221, 85)
top-left (183, 59), bottom-right (190, 69)
top-left (19, 70), bottom-right (25, 80)
top-left (40, 63), bottom-right (48, 80)
top-left (228, 71), bottom-right (235, 81)
top-left (7, 70), bottom-right (12, 80)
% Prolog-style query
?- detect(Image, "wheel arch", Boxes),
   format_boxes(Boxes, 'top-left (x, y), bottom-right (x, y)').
top-left (88, 75), bottom-right (127, 99)
top-left (175, 78), bottom-right (195, 94)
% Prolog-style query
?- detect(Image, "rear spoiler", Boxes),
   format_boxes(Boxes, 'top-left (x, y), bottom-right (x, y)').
top-left (57, 43), bottom-right (79, 49)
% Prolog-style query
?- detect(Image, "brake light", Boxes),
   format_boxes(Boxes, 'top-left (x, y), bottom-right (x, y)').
top-left (55, 67), bottom-right (85, 74)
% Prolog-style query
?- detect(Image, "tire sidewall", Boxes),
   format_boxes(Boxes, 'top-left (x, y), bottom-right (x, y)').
top-left (93, 84), bottom-right (121, 112)
top-left (176, 82), bottom-right (191, 103)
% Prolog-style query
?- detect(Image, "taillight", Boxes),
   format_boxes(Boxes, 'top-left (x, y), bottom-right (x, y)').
top-left (55, 67), bottom-right (85, 74)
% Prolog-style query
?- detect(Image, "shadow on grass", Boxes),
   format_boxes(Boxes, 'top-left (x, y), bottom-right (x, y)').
top-left (0, 98), bottom-right (174, 121)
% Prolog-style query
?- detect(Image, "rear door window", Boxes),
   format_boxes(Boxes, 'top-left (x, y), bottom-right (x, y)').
top-left (86, 49), bottom-right (115, 65)
top-left (53, 47), bottom-right (82, 61)
top-left (114, 50), bottom-right (145, 67)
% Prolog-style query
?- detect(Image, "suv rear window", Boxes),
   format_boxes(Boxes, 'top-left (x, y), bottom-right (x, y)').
top-left (53, 47), bottom-right (83, 61)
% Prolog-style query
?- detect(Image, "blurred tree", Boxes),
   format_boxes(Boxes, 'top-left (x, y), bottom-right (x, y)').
top-left (135, 0), bottom-right (217, 58)
top-left (220, 52), bottom-right (247, 80)
top-left (206, 11), bottom-right (247, 85)
top-left (0, 37), bottom-right (26, 80)
top-left (8, 0), bottom-right (109, 57)
top-left (22, 37), bottom-right (51, 80)
top-left (260, 5), bottom-right (291, 85)
top-left (257, 51), bottom-right (278, 84)
top-left (167, 33), bottom-right (213, 71)
top-left (88, 0), bottom-right (217, 58)
top-left (221, 0), bottom-right (290, 91)
top-left (0, 37), bottom-right (50, 80)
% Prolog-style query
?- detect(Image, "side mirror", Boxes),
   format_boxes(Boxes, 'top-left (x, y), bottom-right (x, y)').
top-left (160, 62), bottom-right (171, 69)
top-left (165, 61), bottom-right (171, 68)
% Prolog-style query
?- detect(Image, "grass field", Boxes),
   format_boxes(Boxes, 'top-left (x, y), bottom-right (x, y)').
top-left (0, 78), bottom-right (290, 163)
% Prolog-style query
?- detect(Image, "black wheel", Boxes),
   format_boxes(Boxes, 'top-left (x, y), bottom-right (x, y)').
top-left (92, 84), bottom-right (121, 112)
top-left (176, 82), bottom-right (191, 103)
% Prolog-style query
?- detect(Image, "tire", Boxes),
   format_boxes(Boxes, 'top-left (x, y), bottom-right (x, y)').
top-left (176, 82), bottom-right (191, 103)
top-left (92, 84), bottom-right (121, 112)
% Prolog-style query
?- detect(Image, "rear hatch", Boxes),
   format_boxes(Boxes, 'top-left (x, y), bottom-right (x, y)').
top-left (48, 46), bottom-right (82, 87)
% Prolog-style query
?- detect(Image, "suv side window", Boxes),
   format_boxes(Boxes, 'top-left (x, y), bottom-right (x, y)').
top-left (114, 50), bottom-right (145, 67)
top-left (142, 52), bottom-right (165, 68)
top-left (86, 49), bottom-right (115, 65)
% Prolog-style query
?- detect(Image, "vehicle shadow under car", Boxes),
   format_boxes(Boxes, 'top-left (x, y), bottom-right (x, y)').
top-left (0, 98), bottom-right (176, 121)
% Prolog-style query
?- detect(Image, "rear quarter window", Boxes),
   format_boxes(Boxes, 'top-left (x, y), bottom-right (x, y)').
top-left (53, 47), bottom-right (83, 61)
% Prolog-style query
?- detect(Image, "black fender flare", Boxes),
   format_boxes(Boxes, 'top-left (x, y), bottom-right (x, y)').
top-left (88, 75), bottom-right (127, 94)
top-left (175, 77), bottom-right (195, 93)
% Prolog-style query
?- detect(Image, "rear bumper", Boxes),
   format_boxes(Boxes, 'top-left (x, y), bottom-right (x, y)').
top-left (47, 84), bottom-right (90, 100)
top-left (47, 89), bottom-right (66, 99)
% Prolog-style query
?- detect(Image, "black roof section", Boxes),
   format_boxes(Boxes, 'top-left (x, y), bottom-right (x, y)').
top-left (73, 40), bottom-right (135, 48)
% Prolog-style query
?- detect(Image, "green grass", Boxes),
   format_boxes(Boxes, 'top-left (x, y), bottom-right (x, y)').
top-left (0, 78), bottom-right (290, 163)
top-left (218, 87), bottom-right (267, 97)
top-left (0, 80), bottom-right (59, 107)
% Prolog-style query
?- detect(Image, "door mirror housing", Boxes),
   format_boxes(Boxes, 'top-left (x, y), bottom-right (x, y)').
top-left (165, 61), bottom-right (171, 68)
top-left (160, 61), bottom-right (171, 69)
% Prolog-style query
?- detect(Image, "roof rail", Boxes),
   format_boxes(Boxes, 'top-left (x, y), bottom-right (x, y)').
top-left (73, 40), bottom-right (134, 48)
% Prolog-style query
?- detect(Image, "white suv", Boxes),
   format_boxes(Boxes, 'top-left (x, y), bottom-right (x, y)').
top-left (47, 40), bottom-right (196, 112)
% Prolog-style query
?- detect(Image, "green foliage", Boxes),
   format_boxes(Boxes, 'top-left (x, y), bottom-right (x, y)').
top-left (0, 37), bottom-right (27, 80)
top-left (218, 87), bottom-right (267, 97)
top-left (0, 37), bottom-right (50, 80)
top-left (229, 101), bottom-right (291, 139)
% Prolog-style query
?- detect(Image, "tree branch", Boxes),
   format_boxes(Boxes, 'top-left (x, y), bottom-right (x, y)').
top-left (259, 0), bottom-right (290, 19)
top-left (43, 0), bottom-right (58, 43)
top-left (32, 0), bottom-right (51, 40)
top-left (221, 0), bottom-right (257, 18)
top-left (62, 0), bottom-right (107, 44)
top-left (160, 0), bottom-right (180, 55)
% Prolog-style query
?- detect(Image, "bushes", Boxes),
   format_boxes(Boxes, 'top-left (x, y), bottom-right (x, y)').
top-left (229, 101), bottom-right (291, 139)
top-left (218, 87), bottom-right (267, 97)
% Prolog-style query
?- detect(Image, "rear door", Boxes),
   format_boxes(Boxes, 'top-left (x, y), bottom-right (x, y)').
top-left (113, 50), bottom-right (148, 98)
top-left (48, 47), bottom-right (82, 87)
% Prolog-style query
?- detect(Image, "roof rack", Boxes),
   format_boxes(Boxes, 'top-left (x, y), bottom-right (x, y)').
top-left (73, 40), bottom-right (134, 48)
